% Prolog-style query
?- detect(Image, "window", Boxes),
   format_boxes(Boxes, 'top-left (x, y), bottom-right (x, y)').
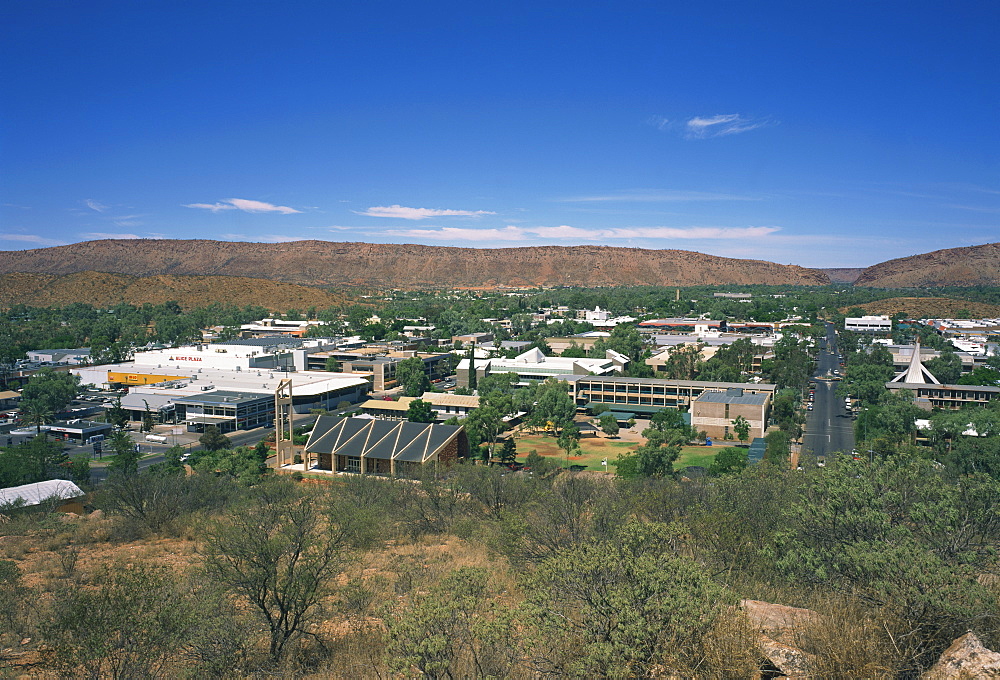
top-left (345, 457), bottom-right (361, 473)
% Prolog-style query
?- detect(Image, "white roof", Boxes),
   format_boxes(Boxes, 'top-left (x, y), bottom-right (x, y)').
top-left (0, 480), bottom-right (84, 508)
top-left (77, 363), bottom-right (369, 398)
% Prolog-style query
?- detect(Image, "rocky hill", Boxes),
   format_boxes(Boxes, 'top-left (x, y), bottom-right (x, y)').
top-left (854, 242), bottom-right (1000, 287)
top-left (0, 240), bottom-right (830, 289)
top-left (844, 296), bottom-right (1000, 319)
top-left (818, 268), bottom-right (864, 284)
top-left (0, 271), bottom-right (346, 311)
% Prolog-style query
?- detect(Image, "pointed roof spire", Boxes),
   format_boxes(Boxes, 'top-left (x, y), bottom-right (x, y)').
top-left (891, 339), bottom-right (940, 384)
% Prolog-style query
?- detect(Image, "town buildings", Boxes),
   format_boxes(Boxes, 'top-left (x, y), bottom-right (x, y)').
top-left (456, 347), bottom-right (627, 388)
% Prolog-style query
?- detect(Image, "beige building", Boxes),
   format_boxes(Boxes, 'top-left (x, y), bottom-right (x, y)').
top-left (690, 388), bottom-right (771, 441)
top-left (570, 375), bottom-right (776, 416)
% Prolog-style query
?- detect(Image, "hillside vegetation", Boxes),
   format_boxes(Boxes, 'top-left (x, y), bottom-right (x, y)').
top-left (0, 271), bottom-right (346, 311)
top-left (846, 296), bottom-right (1000, 319)
top-left (0, 239), bottom-right (830, 288)
top-left (1, 457), bottom-right (997, 678)
top-left (854, 241), bottom-right (1000, 287)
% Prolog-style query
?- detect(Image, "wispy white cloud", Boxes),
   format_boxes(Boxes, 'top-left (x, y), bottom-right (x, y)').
top-left (685, 114), bottom-right (767, 138)
top-left (84, 199), bottom-right (109, 212)
top-left (357, 205), bottom-right (496, 220)
top-left (383, 224), bottom-right (780, 242)
top-left (257, 234), bottom-right (313, 243)
top-left (83, 232), bottom-right (142, 240)
top-left (385, 226), bottom-right (527, 241)
top-left (0, 233), bottom-right (66, 246)
top-left (646, 115), bottom-right (670, 131)
top-left (184, 198), bottom-right (301, 214)
top-left (947, 204), bottom-right (1000, 214)
top-left (557, 190), bottom-right (761, 203)
top-left (112, 214), bottom-right (144, 227)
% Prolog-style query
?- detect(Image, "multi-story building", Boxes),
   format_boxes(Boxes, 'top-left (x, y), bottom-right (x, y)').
top-left (845, 315), bottom-right (892, 333)
top-left (690, 388), bottom-right (771, 441)
top-left (569, 375), bottom-right (776, 416)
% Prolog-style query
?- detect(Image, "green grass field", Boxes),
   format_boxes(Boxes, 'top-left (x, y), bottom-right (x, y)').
top-left (513, 434), bottom-right (722, 472)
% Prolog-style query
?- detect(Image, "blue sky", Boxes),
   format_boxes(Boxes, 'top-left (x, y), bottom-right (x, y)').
top-left (2, 1), bottom-right (997, 268)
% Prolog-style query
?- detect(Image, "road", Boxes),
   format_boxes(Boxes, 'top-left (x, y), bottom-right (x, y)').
top-left (801, 322), bottom-right (855, 463)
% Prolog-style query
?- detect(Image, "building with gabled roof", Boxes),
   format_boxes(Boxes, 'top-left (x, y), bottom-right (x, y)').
top-left (302, 416), bottom-right (468, 476)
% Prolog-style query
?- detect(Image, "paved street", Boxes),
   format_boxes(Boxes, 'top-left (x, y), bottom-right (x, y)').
top-left (801, 322), bottom-right (855, 463)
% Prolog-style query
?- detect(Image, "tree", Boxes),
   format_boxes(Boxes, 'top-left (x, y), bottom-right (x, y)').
top-left (557, 423), bottom-right (582, 465)
top-left (529, 378), bottom-right (576, 438)
top-left (658, 344), bottom-right (704, 380)
top-left (68, 453), bottom-right (91, 484)
top-left (614, 429), bottom-right (679, 478)
top-left (199, 425), bottom-right (232, 452)
top-left (43, 562), bottom-right (206, 679)
top-left (20, 367), bottom-right (80, 419)
top-left (522, 520), bottom-right (729, 677)
top-left (924, 352), bottom-right (962, 385)
top-left (707, 447), bottom-right (748, 476)
top-left (395, 357), bottom-right (431, 397)
top-left (22, 401), bottom-right (53, 435)
top-left (775, 455), bottom-right (1000, 669)
top-left (140, 401), bottom-right (155, 433)
top-left (764, 429), bottom-right (791, 464)
top-left (464, 404), bottom-right (506, 462)
top-left (498, 437), bottom-right (518, 465)
top-left (324, 356), bottom-right (340, 372)
top-left (595, 323), bottom-right (646, 362)
top-left (107, 429), bottom-right (139, 476)
top-left (406, 398), bottom-right (436, 423)
top-left (384, 567), bottom-right (519, 679)
top-left (599, 413), bottom-right (619, 438)
top-left (957, 366), bottom-right (1000, 386)
top-left (202, 481), bottom-right (353, 661)
top-left (732, 415), bottom-right (751, 445)
top-left (106, 395), bottom-right (129, 429)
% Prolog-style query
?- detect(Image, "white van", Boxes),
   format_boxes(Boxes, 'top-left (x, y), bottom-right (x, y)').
top-left (144, 434), bottom-right (168, 443)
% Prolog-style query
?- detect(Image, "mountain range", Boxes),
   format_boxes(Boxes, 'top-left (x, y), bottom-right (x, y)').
top-left (0, 239), bottom-right (997, 309)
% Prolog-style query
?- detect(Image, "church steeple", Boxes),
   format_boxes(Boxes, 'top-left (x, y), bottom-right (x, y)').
top-left (890, 339), bottom-right (940, 384)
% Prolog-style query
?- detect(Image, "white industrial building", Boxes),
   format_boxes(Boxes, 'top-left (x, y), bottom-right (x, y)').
top-left (72, 340), bottom-right (370, 419)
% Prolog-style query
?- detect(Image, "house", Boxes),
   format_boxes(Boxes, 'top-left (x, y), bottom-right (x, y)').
top-left (302, 416), bottom-right (468, 476)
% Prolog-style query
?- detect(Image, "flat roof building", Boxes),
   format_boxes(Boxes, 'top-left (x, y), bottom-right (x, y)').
top-left (691, 388), bottom-right (771, 441)
top-left (570, 375), bottom-right (776, 415)
top-left (845, 315), bottom-right (892, 333)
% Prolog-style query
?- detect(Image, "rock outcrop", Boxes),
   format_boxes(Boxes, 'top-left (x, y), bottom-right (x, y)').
top-left (921, 632), bottom-right (1000, 679)
top-left (741, 600), bottom-right (822, 678)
